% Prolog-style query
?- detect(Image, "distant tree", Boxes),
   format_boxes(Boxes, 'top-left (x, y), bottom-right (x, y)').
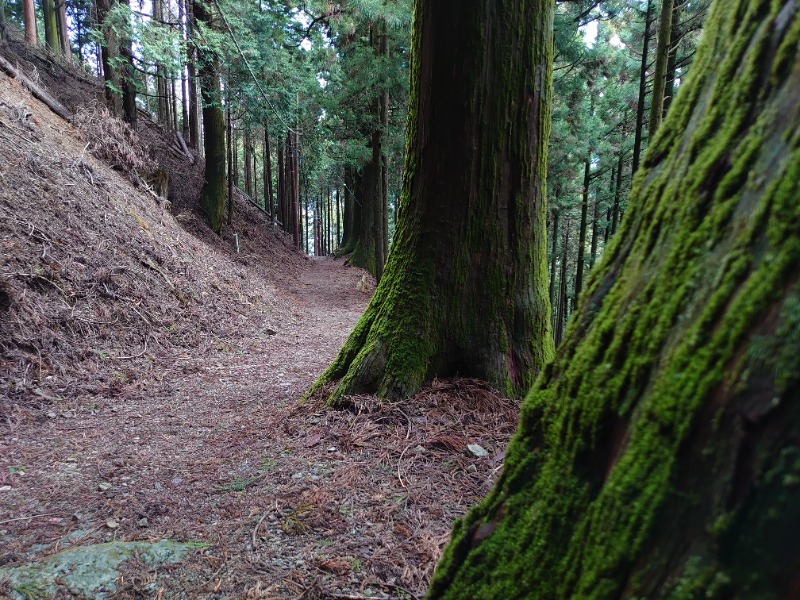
top-left (429, 0), bottom-right (800, 596)
top-left (309, 0), bottom-right (555, 402)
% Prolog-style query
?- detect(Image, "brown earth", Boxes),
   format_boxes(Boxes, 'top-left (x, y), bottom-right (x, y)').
top-left (0, 34), bottom-right (519, 599)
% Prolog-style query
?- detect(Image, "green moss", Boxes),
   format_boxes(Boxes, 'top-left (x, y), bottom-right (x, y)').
top-left (428, 0), bottom-right (800, 597)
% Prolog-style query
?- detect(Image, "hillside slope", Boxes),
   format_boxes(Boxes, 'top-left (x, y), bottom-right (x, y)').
top-left (0, 43), bottom-right (312, 414)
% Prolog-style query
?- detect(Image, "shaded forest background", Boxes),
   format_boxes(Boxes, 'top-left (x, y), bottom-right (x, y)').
top-left (1, 0), bottom-right (710, 343)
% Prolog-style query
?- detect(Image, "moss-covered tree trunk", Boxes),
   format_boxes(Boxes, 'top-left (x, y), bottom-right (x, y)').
top-left (429, 0), bottom-right (800, 597)
top-left (194, 0), bottom-right (225, 234)
top-left (42, 0), bottom-right (59, 53)
top-left (310, 0), bottom-right (555, 402)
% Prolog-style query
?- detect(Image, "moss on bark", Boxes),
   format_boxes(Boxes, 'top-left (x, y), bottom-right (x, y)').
top-left (428, 1), bottom-right (800, 598)
top-left (309, 0), bottom-right (555, 403)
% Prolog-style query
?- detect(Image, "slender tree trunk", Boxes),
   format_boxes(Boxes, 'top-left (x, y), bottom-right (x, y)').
top-left (309, 0), bottom-right (554, 401)
top-left (23, 0), bottom-right (36, 45)
top-left (429, 2), bottom-right (800, 596)
top-left (574, 156), bottom-right (591, 309)
top-left (291, 130), bottom-right (300, 248)
top-left (649, 0), bottom-right (674, 137)
top-left (605, 166), bottom-right (615, 244)
top-left (589, 193), bottom-right (600, 269)
top-left (244, 129), bottom-right (252, 197)
top-left (548, 205), bottom-right (559, 309)
top-left (226, 106), bottom-right (233, 227)
top-left (632, 0), bottom-right (653, 176)
top-left (264, 125), bottom-right (274, 220)
top-left (555, 218), bottom-right (570, 347)
top-left (663, 0), bottom-right (685, 115)
top-left (612, 150), bottom-right (623, 235)
top-left (252, 134), bottom-right (258, 201)
top-left (335, 188), bottom-right (341, 247)
top-left (277, 143), bottom-right (285, 228)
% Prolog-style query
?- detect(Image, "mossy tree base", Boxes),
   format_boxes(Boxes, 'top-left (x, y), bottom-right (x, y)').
top-left (428, 1), bottom-right (800, 597)
top-left (309, 0), bottom-right (555, 404)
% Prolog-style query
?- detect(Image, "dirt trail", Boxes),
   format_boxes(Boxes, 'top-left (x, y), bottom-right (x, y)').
top-left (0, 36), bottom-right (519, 599)
top-left (2, 254), bottom-right (518, 599)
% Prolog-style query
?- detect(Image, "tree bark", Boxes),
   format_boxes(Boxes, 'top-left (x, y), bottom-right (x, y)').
top-left (185, 0), bottom-right (200, 148)
top-left (23, 0), bottom-right (36, 45)
top-left (194, 0), bottom-right (225, 234)
top-left (226, 106), bottom-right (233, 227)
top-left (612, 149), bottom-right (623, 235)
top-left (277, 143), bottom-right (285, 228)
top-left (56, 0), bottom-right (71, 59)
top-left (574, 156), bottom-right (591, 309)
top-left (264, 125), bottom-right (273, 220)
top-left (119, 0), bottom-right (136, 127)
top-left (42, 0), bottom-right (60, 53)
top-left (649, 0), bottom-right (675, 138)
top-left (309, 0), bottom-right (554, 401)
top-left (631, 0), bottom-right (653, 176)
top-left (554, 218), bottom-right (570, 347)
top-left (429, 1), bottom-right (800, 596)
top-left (548, 204), bottom-right (559, 310)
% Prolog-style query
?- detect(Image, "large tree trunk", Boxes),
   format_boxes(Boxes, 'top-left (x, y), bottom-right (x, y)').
top-left (194, 0), bottom-right (225, 234)
top-left (309, 0), bottom-right (554, 402)
top-left (22, 0), bottom-right (36, 45)
top-left (118, 0), bottom-right (136, 127)
top-left (343, 21), bottom-right (389, 280)
top-left (42, 0), bottom-right (60, 53)
top-left (56, 0), bottom-right (71, 59)
top-left (429, 0), bottom-right (800, 597)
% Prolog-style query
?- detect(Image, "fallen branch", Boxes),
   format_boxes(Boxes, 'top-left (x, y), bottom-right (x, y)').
top-left (175, 131), bottom-right (195, 164)
top-left (0, 53), bottom-right (73, 122)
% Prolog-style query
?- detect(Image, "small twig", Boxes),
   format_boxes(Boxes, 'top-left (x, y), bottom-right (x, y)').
top-left (396, 442), bottom-right (414, 489)
top-left (396, 407), bottom-right (412, 440)
top-left (251, 512), bottom-right (268, 549)
top-left (116, 338), bottom-right (148, 360)
top-left (0, 512), bottom-right (63, 525)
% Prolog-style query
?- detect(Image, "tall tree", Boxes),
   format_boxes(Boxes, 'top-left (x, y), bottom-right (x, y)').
top-left (42, 0), bottom-right (60, 52)
top-left (631, 0), bottom-right (653, 176)
top-left (429, 0), bottom-right (800, 596)
top-left (309, 0), bottom-right (555, 402)
top-left (648, 0), bottom-right (674, 137)
top-left (22, 0), bottom-right (36, 45)
top-left (195, 0), bottom-right (226, 233)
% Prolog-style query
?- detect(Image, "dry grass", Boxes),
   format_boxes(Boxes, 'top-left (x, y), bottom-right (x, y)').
top-left (74, 102), bottom-right (156, 175)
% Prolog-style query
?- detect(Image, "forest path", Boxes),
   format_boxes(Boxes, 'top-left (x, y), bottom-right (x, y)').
top-left (0, 56), bottom-right (516, 598)
top-left (2, 254), bottom-right (517, 599)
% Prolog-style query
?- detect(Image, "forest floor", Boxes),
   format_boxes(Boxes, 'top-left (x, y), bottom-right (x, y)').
top-left (0, 33), bottom-right (519, 599)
